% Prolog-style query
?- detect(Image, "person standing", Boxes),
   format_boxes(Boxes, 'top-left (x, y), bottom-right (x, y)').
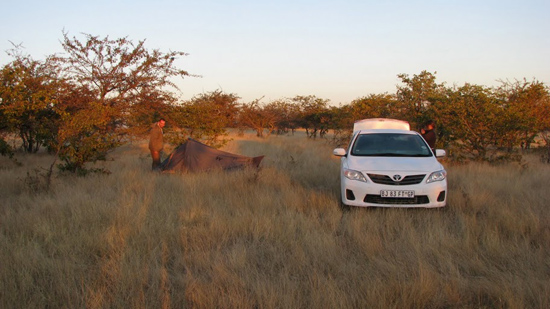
top-left (149, 118), bottom-right (166, 170)
top-left (420, 120), bottom-right (436, 150)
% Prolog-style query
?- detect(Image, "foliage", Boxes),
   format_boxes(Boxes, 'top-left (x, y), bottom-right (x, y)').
top-left (494, 79), bottom-right (550, 149)
top-left (396, 70), bottom-right (446, 128)
top-left (326, 104), bottom-right (353, 147)
top-left (0, 48), bottom-right (61, 153)
top-left (540, 131), bottom-right (550, 163)
top-left (49, 32), bottom-right (191, 173)
top-left (238, 99), bottom-right (278, 138)
top-left (0, 137), bottom-right (14, 158)
top-left (348, 93), bottom-right (402, 125)
top-left (426, 79), bottom-right (550, 162)
top-left (432, 84), bottom-right (512, 161)
top-left (237, 98), bottom-right (303, 137)
top-left (292, 95), bottom-right (331, 139)
top-left (329, 93), bottom-right (402, 147)
top-left (2, 29), bottom-right (550, 168)
top-left (126, 89), bottom-right (177, 138)
top-left (169, 90), bottom-right (239, 148)
top-left (268, 99), bottom-right (302, 134)
top-left (56, 100), bottom-right (120, 175)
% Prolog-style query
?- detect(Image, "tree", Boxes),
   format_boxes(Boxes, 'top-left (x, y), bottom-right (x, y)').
top-left (349, 93), bottom-right (400, 121)
top-left (238, 99), bottom-right (279, 138)
top-left (0, 48), bottom-right (60, 153)
top-left (433, 83), bottom-right (512, 162)
top-left (125, 89), bottom-right (177, 138)
top-left (292, 95), bottom-right (331, 139)
top-left (268, 99), bottom-right (301, 135)
top-left (55, 99), bottom-right (120, 175)
top-left (50, 32), bottom-right (191, 173)
top-left (0, 136), bottom-right (13, 158)
top-left (396, 71), bottom-right (446, 128)
top-left (326, 104), bottom-right (353, 147)
top-left (494, 79), bottom-right (550, 150)
top-left (170, 90), bottom-right (239, 148)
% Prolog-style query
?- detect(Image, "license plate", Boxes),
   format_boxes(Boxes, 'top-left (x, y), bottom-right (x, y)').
top-left (380, 190), bottom-right (415, 198)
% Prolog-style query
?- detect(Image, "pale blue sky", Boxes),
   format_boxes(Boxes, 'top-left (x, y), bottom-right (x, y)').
top-left (2, 0), bottom-right (549, 104)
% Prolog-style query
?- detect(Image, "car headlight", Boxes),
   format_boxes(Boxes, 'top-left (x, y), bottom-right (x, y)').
top-left (343, 168), bottom-right (367, 182)
top-left (426, 170), bottom-right (447, 183)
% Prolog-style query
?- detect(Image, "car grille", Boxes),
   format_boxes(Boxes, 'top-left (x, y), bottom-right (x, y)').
top-left (367, 174), bottom-right (426, 186)
top-left (364, 195), bottom-right (430, 205)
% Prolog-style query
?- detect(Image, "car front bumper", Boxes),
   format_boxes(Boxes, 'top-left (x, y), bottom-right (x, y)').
top-left (340, 176), bottom-right (447, 208)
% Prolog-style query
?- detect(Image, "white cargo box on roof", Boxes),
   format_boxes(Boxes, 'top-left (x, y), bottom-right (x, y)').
top-left (353, 118), bottom-right (410, 132)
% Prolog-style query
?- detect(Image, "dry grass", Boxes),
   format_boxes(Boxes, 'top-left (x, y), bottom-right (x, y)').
top-left (1, 132), bottom-right (549, 308)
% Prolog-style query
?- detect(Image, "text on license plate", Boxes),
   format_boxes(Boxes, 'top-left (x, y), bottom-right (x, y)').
top-left (380, 190), bottom-right (415, 198)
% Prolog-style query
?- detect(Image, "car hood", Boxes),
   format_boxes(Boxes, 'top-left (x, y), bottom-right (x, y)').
top-left (345, 156), bottom-right (444, 173)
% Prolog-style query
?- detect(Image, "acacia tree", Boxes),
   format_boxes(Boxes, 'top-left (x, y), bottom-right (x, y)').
top-left (292, 95), bottom-right (331, 138)
top-left (432, 83), bottom-right (514, 161)
top-left (541, 130), bottom-right (550, 163)
top-left (238, 99), bottom-right (279, 138)
top-left (326, 103), bottom-right (353, 147)
top-left (0, 138), bottom-right (12, 158)
top-left (494, 79), bottom-right (550, 150)
top-left (267, 99), bottom-right (301, 135)
top-left (0, 110), bottom-right (13, 158)
top-left (323, 94), bottom-right (399, 147)
top-left (125, 89), bottom-right (177, 138)
top-left (349, 93), bottom-right (400, 121)
top-left (0, 48), bottom-right (60, 153)
top-left (396, 71), bottom-right (446, 128)
top-left (50, 32), bottom-right (191, 173)
top-left (169, 90), bottom-right (239, 148)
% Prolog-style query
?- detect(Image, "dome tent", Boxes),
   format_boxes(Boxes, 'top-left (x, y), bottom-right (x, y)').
top-left (157, 138), bottom-right (264, 173)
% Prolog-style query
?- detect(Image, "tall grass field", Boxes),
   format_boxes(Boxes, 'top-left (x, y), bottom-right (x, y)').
top-left (1, 132), bottom-right (549, 308)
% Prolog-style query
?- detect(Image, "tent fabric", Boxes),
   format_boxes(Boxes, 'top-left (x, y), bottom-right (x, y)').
top-left (158, 138), bottom-right (264, 173)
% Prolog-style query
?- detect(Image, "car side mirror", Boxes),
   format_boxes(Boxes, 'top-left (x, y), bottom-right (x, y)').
top-left (435, 149), bottom-right (446, 157)
top-left (333, 148), bottom-right (347, 156)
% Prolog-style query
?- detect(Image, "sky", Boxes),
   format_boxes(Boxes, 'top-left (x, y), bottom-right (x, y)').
top-left (1, 0), bottom-right (549, 105)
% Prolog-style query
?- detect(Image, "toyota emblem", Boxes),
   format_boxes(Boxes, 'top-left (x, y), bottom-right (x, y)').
top-left (392, 175), bottom-right (402, 181)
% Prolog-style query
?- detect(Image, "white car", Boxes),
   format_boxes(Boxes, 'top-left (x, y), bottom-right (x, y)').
top-left (333, 119), bottom-right (447, 209)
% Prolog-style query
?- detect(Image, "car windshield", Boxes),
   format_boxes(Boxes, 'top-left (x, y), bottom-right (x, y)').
top-left (350, 133), bottom-right (432, 157)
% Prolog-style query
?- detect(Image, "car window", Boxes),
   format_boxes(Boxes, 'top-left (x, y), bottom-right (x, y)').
top-left (350, 133), bottom-right (432, 157)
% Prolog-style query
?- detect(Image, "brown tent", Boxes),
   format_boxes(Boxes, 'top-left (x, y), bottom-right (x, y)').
top-left (158, 138), bottom-right (264, 173)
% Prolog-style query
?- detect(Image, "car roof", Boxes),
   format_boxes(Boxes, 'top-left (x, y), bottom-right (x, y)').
top-left (353, 118), bottom-right (410, 131)
top-left (356, 129), bottom-right (418, 135)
